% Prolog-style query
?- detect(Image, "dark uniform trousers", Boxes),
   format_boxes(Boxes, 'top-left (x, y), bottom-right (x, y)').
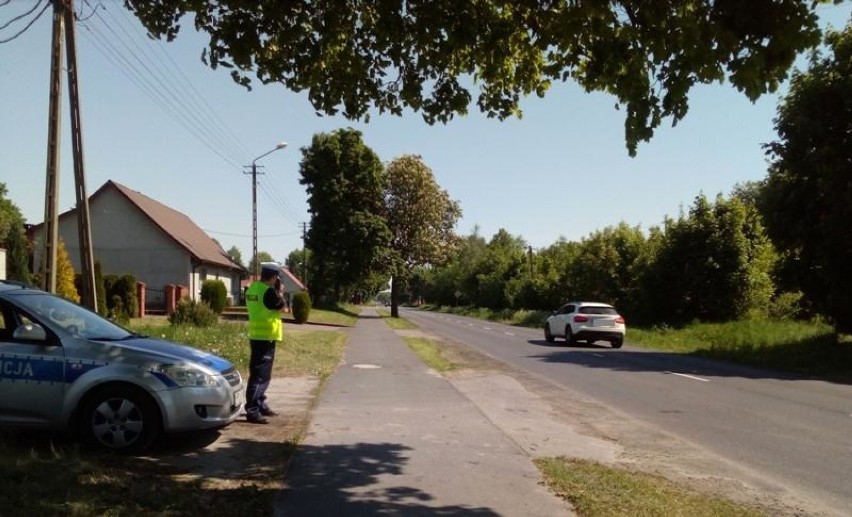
top-left (245, 339), bottom-right (276, 416)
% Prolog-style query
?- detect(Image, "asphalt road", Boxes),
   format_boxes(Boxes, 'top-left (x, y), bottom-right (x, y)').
top-left (400, 307), bottom-right (852, 515)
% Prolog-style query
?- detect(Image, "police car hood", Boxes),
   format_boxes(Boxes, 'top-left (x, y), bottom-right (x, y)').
top-left (91, 336), bottom-right (234, 373)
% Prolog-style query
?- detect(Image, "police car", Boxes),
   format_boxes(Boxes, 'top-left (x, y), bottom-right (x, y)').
top-left (0, 280), bottom-right (244, 452)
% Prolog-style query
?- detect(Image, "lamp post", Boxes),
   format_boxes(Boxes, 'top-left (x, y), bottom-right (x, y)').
top-left (246, 142), bottom-right (287, 278)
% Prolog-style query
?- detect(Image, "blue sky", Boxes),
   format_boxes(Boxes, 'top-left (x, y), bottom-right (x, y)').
top-left (1, 2), bottom-right (850, 265)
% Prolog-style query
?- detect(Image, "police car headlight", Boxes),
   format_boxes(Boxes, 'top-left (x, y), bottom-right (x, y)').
top-left (157, 364), bottom-right (219, 387)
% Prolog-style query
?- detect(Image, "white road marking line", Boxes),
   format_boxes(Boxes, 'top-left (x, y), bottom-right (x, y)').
top-left (504, 332), bottom-right (515, 336)
top-left (483, 326), bottom-right (492, 330)
top-left (666, 371), bottom-right (710, 382)
top-left (591, 353), bottom-right (606, 358)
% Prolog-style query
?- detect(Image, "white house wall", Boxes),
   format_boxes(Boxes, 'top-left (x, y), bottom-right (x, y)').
top-left (32, 189), bottom-right (193, 298)
top-left (193, 267), bottom-right (241, 305)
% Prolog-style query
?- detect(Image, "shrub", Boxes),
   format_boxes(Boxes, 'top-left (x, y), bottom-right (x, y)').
top-left (107, 274), bottom-right (138, 319)
top-left (200, 279), bottom-right (228, 314)
top-left (292, 291), bottom-right (312, 324)
top-left (168, 298), bottom-right (218, 327)
top-left (109, 294), bottom-right (129, 324)
top-left (769, 291), bottom-right (805, 320)
top-left (94, 262), bottom-right (107, 316)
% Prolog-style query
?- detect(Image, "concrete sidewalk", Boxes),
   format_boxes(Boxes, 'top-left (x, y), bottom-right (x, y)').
top-left (274, 307), bottom-right (573, 516)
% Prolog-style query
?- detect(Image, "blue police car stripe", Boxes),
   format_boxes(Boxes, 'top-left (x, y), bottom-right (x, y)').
top-left (0, 355), bottom-right (64, 382)
top-left (65, 359), bottom-right (107, 383)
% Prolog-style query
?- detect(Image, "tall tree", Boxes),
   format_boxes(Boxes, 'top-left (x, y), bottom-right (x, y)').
top-left (760, 23), bottom-right (852, 333)
top-left (286, 248), bottom-right (312, 285)
top-left (0, 182), bottom-right (31, 283)
top-left (226, 245), bottom-right (244, 268)
top-left (247, 251), bottom-right (274, 277)
top-left (126, 1), bottom-right (827, 155)
top-left (645, 194), bottom-right (776, 324)
top-left (299, 129), bottom-right (391, 303)
top-left (384, 155), bottom-right (461, 316)
top-left (472, 229), bottom-right (527, 310)
top-left (566, 223), bottom-right (651, 318)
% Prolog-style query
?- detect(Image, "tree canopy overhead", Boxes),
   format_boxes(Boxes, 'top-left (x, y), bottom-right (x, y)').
top-left (124, 0), bottom-right (830, 155)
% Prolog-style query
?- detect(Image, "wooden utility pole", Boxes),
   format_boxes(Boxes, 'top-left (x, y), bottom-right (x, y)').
top-left (63, 0), bottom-right (97, 310)
top-left (42, 0), bottom-right (97, 310)
top-left (42, 0), bottom-right (64, 294)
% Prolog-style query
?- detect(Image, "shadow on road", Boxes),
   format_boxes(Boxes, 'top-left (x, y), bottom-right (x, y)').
top-left (524, 339), bottom-right (852, 385)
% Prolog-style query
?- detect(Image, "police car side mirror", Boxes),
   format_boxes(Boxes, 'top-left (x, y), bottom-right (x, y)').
top-left (13, 323), bottom-right (47, 342)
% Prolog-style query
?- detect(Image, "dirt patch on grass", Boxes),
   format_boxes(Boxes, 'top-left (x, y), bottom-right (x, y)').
top-left (149, 376), bottom-right (320, 493)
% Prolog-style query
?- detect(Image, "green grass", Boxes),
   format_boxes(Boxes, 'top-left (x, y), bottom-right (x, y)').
top-left (0, 318), bottom-right (346, 516)
top-left (419, 305), bottom-right (852, 381)
top-left (628, 319), bottom-right (852, 381)
top-left (403, 337), bottom-right (457, 372)
top-left (0, 441), bottom-right (288, 516)
top-left (308, 304), bottom-right (360, 326)
top-left (376, 308), bottom-right (419, 329)
top-left (128, 320), bottom-right (346, 378)
top-left (536, 457), bottom-right (765, 517)
top-left (421, 304), bottom-right (550, 328)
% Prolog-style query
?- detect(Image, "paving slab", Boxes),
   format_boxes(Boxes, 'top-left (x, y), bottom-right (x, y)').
top-left (275, 308), bottom-right (573, 516)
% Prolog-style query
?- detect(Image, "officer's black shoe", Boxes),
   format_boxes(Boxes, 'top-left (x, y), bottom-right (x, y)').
top-left (246, 413), bottom-right (269, 424)
top-left (260, 408), bottom-right (279, 417)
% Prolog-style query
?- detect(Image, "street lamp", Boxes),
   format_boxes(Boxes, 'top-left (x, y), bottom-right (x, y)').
top-left (246, 142), bottom-right (287, 278)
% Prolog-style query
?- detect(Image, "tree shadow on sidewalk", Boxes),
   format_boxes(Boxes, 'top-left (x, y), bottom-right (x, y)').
top-left (277, 441), bottom-right (500, 516)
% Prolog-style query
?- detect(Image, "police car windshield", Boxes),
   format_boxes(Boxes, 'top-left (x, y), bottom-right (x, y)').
top-left (14, 292), bottom-right (132, 341)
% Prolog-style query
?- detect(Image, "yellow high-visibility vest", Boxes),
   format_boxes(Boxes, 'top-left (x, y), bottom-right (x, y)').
top-left (246, 281), bottom-right (282, 341)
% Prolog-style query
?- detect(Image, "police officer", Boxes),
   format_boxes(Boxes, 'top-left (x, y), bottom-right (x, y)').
top-left (244, 264), bottom-right (286, 424)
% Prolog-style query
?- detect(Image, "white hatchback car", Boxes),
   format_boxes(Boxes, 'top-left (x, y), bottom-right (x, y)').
top-left (544, 301), bottom-right (626, 348)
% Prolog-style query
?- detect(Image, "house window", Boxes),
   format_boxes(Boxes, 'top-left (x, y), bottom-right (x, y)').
top-left (200, 268), bottom-right (208, 281)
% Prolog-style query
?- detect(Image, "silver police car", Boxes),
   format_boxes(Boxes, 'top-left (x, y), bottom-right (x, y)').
top-left (0, 280), bottom-right (244, 452)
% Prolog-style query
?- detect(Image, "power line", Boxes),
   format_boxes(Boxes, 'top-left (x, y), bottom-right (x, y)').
top-left (80, 4), bottom-right (246, 171)
top-left (0, 0), bottom-right (44, 31)
top-left (0, 0), bottom-right (48, 44)
top-left (205, 228), bottom-right (300, 238)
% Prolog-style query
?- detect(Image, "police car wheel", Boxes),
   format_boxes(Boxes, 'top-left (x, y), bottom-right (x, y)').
top-left (78, 384), bottom-right (161, 453)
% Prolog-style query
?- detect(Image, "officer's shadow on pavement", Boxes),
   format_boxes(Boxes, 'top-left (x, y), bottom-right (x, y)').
top-left (277, 441), bottom-right (502, 516)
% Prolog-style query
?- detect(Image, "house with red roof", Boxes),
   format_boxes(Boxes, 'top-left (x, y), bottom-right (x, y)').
top-left (28, 180), bottom-right (245, 312)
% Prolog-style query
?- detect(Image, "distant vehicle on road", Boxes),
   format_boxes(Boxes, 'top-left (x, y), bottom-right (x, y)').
top-left (544, 301), bottom-right (625, 348)
top-left (0, 281), bottom-right (244, 452)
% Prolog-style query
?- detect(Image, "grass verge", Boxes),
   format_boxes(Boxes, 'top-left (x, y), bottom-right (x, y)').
top-left (377, 308), bottom-right (418, 329)
top-left (536, 457), bottom-right (765, 517)
top-left (0, 318), bottom-right (346, 516)
top-left (403, 337), bottom-right (457, 372)
top-left (418, 304), bottom-right (852, 381)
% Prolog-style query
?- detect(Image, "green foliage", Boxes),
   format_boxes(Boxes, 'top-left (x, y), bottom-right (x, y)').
top-left (299, 128), bottom-right (391, 302)
top-left (384, 154), bottom-right (461, 314)
top-left (292, 291), bottom-right (312, 324)
top-left (106, 274), bottom-right (138, 321)
top-left (94, 262), bottom-right (107, 316)
top-left (286, 248), bottom-right (311, 284)
top-left (127, 1), bottom-right (826, 155)
top-left (642, 194), bottom-right (776, 325)
top-left (768, 291), bottom-right (805, 321)
top-left (760, 23), bottom-right (852, 333)
top-left (226, 245), bottom-right (244, 268)
top-left (0, 183), bottom-right (31, 283)
top-left (168, 298), bottom-right (218, 327)
top-left (565, 223), bottom-right (651, 318)
top-left (55, 239), bottom-right (80, 304)
top-left (109, 294), bottom-right (129, 324)
top-left (200, 279), bottom-right (228, 314)
top-left (247, 251), bottom-right (274, 277)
